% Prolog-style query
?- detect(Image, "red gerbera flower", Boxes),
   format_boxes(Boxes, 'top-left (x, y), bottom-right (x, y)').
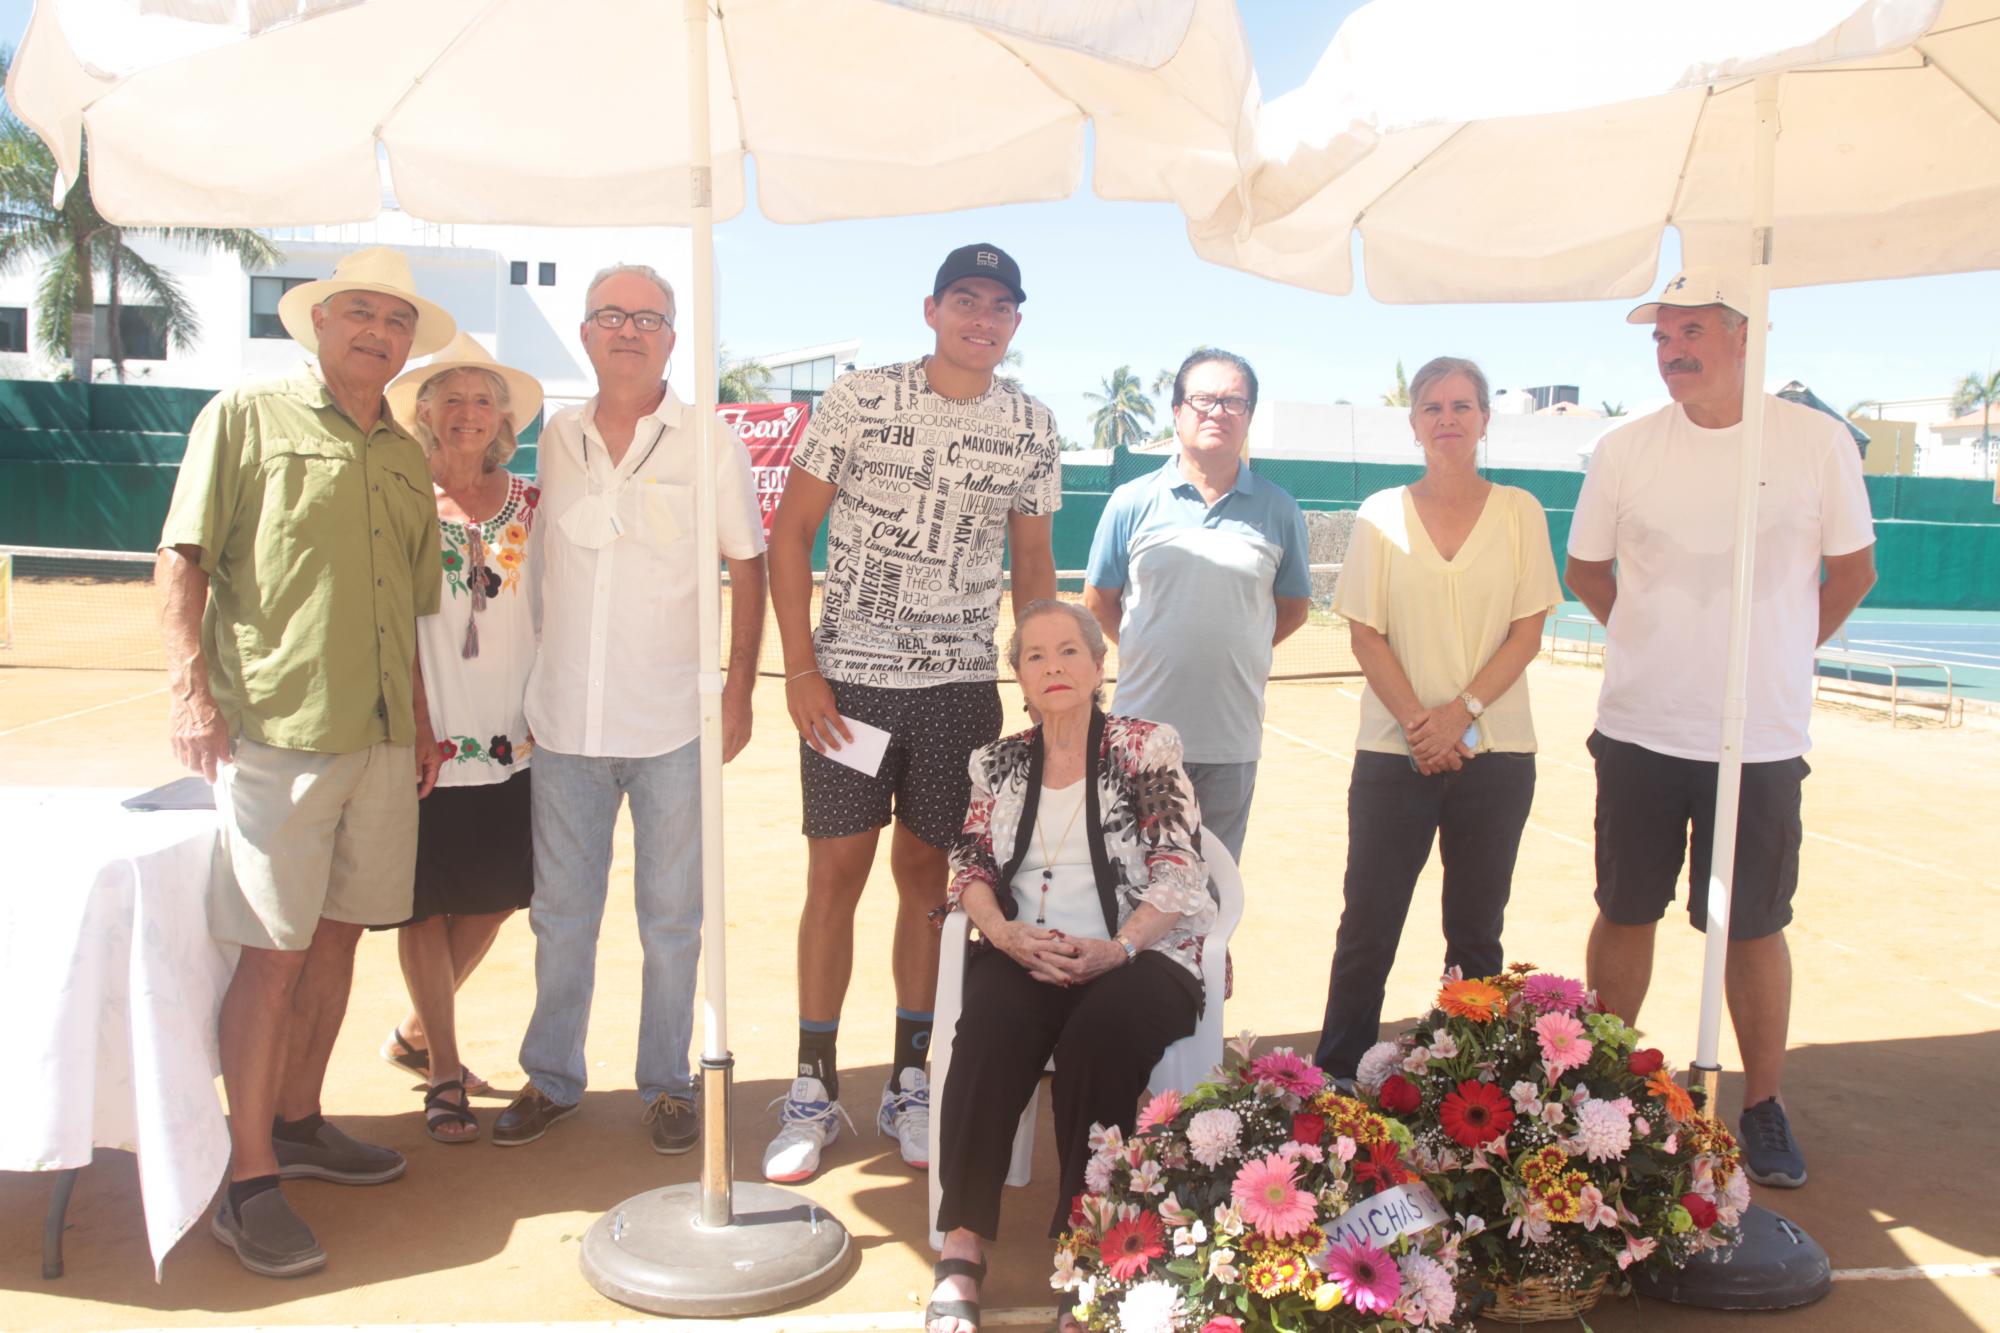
top-left (1351, 1141), bottom-right (1415, 1189)
top-left (1438, 1078), bottom-right (1516, 1149)
top-left (1099, 1210), bottom-right (1166, 1281)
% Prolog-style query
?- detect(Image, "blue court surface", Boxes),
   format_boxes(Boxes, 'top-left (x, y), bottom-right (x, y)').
top-left (1548, 604), bottom-right (2000, 705)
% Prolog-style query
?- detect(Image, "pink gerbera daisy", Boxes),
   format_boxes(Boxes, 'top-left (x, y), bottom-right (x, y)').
top-left (1229, 1154), bottom-right (1317, 1238)
top-left (1136, 1089), bottom-right (1182, 1134)
top-left (1321, 1239), bottom-right (1403, 1314)
top-left (1248, 1049), bottom-right (1325, 1097)
top-left (1520, 973), bottom-right (1587, 1014)
top-left (1534, 1011), bottom-right (1593, 1077)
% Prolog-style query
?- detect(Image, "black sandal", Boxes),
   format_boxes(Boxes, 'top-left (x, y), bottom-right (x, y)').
top-left (424, 1079), bottom-right (480, 1144)
top-left (384, 1029), bottom-right (492, 1095)
top-left (926, 1255), bottom-right (988, 1332)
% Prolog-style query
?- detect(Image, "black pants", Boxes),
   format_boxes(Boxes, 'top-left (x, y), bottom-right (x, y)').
top-left (1314, 750), bottom-right (1536, 1078)
top-left (936, 948), bottom-right (1198, 1239)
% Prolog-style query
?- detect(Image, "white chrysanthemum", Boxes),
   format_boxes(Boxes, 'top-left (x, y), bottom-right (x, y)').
top-left (1398, 1252), bottom-right (1457, 1327)
top-left (1574, 1098), bottom-right (1633, 1162)
top-left (1186, 1109), bottom-right (1242, 1169)
top-left (1116, 1280), bottom-right (1183, 1333)
top-left (1355, 1041), bottom-right (1402, 1094)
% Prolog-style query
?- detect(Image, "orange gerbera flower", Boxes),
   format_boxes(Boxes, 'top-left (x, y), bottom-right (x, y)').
top-left (1437, 978), bottom-right (1507, 1023)
top-left (1648, 1070), bottom-right (1697, 1124)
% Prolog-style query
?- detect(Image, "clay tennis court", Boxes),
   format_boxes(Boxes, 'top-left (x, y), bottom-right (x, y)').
top-left (2, 648), bottom-right (1996, 1330)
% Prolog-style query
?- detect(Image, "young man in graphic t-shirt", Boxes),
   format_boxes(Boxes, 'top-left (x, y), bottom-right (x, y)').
top-left (762, 243), bottom-right (1060, 1185)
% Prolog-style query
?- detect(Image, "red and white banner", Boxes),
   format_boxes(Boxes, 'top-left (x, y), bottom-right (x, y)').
top-left (717, 401), bottom-right (810, 537)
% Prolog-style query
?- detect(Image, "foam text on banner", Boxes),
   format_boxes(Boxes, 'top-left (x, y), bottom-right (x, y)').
top-left (719, 402), bottom-right (810, 538)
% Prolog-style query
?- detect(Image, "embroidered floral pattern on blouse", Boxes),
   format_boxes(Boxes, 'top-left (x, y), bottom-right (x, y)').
top-left (441, 476), bottom-right (539, 599)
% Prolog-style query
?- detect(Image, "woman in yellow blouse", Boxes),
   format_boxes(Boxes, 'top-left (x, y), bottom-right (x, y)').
top-left (1313, 356), bottom-right (1561, 1084)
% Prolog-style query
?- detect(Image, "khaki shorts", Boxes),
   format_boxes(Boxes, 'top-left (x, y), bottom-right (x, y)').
top-left (210, 738), bottom-right (418, 951)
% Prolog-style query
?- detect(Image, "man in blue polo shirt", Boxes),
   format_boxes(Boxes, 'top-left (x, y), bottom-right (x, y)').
top-left (1084, 348), bottom-right (1310, 860)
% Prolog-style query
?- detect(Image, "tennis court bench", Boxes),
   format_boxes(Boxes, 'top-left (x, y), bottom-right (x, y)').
top-left (1813, 646), bottom-right (1957, 725)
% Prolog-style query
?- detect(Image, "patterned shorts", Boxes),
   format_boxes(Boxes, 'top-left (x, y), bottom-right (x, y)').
top-left (801, 678), bottom-right (1004, 848)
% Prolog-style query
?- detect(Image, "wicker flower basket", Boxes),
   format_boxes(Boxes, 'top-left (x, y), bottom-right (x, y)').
top-left (1481, 1273), bottom-right (1610, 1323)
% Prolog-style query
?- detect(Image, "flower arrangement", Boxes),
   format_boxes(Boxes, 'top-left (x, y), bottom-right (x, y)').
top-left (1355, 965), bottom-right (1747, 1311)
top-left (1055, 1036), bottom-right (1471, 1332)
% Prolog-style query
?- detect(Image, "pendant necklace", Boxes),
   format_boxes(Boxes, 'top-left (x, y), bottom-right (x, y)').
top-left (1031, 778), bottom-right (1085, 926)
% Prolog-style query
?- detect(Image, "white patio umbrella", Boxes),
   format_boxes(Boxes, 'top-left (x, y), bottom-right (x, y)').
top-left (5, 0), bottom-right (1261, 1311)
top-left (1193, 0), bottom-right (2000, 1305)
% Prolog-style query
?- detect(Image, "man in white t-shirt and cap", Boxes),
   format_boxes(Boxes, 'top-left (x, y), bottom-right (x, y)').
top-left (1565, 268), bottom-right (1876, 1190)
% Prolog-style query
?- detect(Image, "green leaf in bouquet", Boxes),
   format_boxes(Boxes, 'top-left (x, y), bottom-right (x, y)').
top-left (1624, 1148), bottom-right (1662, 1181)
top-left (1166, 1258), bottom-right (1203, 1280)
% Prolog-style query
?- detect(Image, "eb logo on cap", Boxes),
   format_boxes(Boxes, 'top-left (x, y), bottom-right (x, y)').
top-left (976, 251), bottom-right (1000, 268)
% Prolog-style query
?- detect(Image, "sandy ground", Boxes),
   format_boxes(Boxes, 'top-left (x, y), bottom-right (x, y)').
top-left (1, 659), bottom-right (1997, 1330)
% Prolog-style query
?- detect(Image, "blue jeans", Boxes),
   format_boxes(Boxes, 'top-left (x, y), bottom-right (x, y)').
top-left (1314, 750), bottom-right (1536, 1079)
top-left (1183, 760), bottom-right (1258, 863)
top-left (520, 742), bottom-right (702, 1104)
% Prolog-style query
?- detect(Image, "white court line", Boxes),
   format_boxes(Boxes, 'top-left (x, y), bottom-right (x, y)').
top-left (1263, 723), bottom-right (1587, 850)
top-left (1803, 831), bottom-right (1985, 887)
top-left (174, 1271), bottom-right (2000, 1332)
top-left (0, 686), bottom-right (166, 740)
top-left (1840, 644), bottom-right (2000, 667)
top-left (1831, 1261), bottom-right (2000, 1282)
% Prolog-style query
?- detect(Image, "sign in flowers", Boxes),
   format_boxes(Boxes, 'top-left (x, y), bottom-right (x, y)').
top-left (1055, 1037), bottom-right (1469, 1332)
top-left (1355, 964), bottom-right (1747, 1301)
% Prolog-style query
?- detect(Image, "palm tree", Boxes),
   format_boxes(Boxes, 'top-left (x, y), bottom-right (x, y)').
top-left (0, 49), bottom-right (281, 382)
top-left (716, 344), bottom-right (773, 403)
top-left (1952, 368), bottom-right (2000, 476)
top-left (1085, 365), bottom-right (1155, 452)
top-left (1599, 400), bottom-right (1627, 417)
top-left (1382, 360), bottom-right (1410, 407)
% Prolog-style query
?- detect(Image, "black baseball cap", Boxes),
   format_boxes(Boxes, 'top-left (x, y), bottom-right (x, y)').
top-left (932, 243), bottom-right (1026, 304)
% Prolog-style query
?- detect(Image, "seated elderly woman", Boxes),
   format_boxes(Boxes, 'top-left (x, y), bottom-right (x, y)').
top-left (926, 598), bottom-right (1216, 1333)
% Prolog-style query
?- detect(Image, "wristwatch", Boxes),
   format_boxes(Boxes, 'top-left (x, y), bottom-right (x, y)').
top-left (1459, 691), bottom-right (1486, 718)
top-left (1115, 935), bottom-right (1138, 965)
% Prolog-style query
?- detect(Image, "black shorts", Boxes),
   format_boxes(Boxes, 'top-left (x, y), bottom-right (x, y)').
top-left (1588, 730), bottom-right (1807, 940)
top-left (801, 679), bottom-right (1004, 848)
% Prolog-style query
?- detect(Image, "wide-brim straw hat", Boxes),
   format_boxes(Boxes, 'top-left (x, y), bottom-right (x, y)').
top-left (278, 245), bottom-right (457, 356)
top-left (386, 331), bottom-right (544, 437)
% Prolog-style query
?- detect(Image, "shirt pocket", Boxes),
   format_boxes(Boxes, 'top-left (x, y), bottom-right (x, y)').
top-left (641, 480), bottom-right (691, 547)
top-left (255, 438), bottom-right (356, 530)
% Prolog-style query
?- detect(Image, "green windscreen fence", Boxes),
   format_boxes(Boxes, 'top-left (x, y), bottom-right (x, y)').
top-left (1, 385), bottom-right (1994, 608)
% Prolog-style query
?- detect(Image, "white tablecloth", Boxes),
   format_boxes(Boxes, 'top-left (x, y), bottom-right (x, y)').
top-left (0, 787), bottom-right (235, 1279)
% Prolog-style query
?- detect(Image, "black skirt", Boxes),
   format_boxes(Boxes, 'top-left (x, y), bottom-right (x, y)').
top-left (406, 766), bottom-right (534, 922)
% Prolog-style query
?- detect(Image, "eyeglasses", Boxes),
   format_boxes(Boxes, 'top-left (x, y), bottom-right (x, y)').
top-left (1182, 393), bottom-right (1251, 418)
top-left (588, 306), bottom-right (672, 333)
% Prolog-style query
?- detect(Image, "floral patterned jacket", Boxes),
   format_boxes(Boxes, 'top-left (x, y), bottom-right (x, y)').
top-left (946, 711), bottom-right (1216, 1002)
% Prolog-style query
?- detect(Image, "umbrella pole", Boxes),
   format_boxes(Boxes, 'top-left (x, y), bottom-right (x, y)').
top-left (577, 0), bottom-right (850, 1312)
top-left (1638, 72), bottom-right (1830, 1312)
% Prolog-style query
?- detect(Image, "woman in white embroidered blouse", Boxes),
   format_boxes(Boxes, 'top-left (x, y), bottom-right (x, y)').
top-left (375, 334), bottom-right (544, 1144)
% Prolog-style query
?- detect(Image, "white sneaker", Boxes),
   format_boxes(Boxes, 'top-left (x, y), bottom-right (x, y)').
top-left (762, 1076), bottom-right (853, 1183)
top-left (878, 1067), bottom-right (930, 1169)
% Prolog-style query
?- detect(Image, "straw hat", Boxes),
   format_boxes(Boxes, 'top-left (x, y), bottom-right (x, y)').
top-left (278, 245), bottom-right (457, 356)
top-left (386, 331), bottom-right (544, 437)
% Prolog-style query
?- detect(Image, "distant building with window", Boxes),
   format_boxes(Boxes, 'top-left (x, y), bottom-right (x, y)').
top-left (743, 340), bottom-right (860, 408)
top-left (0, 212), bottom-right (695, 421)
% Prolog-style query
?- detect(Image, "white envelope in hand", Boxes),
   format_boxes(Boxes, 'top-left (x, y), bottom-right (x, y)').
top-left (822, 716), bottom-right (890, 778)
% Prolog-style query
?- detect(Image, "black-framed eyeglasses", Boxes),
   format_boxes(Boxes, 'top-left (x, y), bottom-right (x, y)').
top-left (589, 306), bottom-right (672, 333)
top-left (1183, 393), bottom-right (1251, 418)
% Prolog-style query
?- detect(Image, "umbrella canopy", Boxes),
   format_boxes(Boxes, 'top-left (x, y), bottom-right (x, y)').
top-left (5, 0), bottom-right (1256, 229)
top-left (1193, 0), bottom-right (1997, 301)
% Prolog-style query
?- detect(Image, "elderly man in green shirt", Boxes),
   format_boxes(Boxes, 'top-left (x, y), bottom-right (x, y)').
top-left (155, 246), bottom-right (457, 1278)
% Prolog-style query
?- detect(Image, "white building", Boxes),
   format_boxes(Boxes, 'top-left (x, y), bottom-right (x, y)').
top-left (1928, 408), bottom-right (1999, 479)
top-left (0, 213), bottom-right (696, 417)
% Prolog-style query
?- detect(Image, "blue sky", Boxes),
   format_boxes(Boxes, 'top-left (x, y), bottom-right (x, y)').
top-left (8, 0), bottom-right (1994, 438)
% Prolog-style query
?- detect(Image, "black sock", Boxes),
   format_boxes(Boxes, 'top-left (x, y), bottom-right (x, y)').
top-left (893, 1008), bottom-right (933, 1081)
top-left (798, 1021), bottom-right (839, 1098)
top-left (272, 1111), bottom-right (325, 1144)
top-left (227, 1174), bottom-right (281, 1215)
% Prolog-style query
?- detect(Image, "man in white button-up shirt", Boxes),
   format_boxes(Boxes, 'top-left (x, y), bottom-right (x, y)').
top-left (496, 263), bottom-right (767, 1155)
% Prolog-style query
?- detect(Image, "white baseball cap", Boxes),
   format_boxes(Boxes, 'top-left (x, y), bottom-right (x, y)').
top-left (1626, 267), bottom-right (1750, 325)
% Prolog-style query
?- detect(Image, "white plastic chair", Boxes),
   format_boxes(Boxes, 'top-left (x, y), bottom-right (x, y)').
top-left (926, 840), bottom-right (1246, 1250)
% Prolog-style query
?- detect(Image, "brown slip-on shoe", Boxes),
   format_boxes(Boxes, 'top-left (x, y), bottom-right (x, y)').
top-left (210, 1189), bottom-right (325, 1278)
top-left (492, 1085), bottom-right (578, 1147)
